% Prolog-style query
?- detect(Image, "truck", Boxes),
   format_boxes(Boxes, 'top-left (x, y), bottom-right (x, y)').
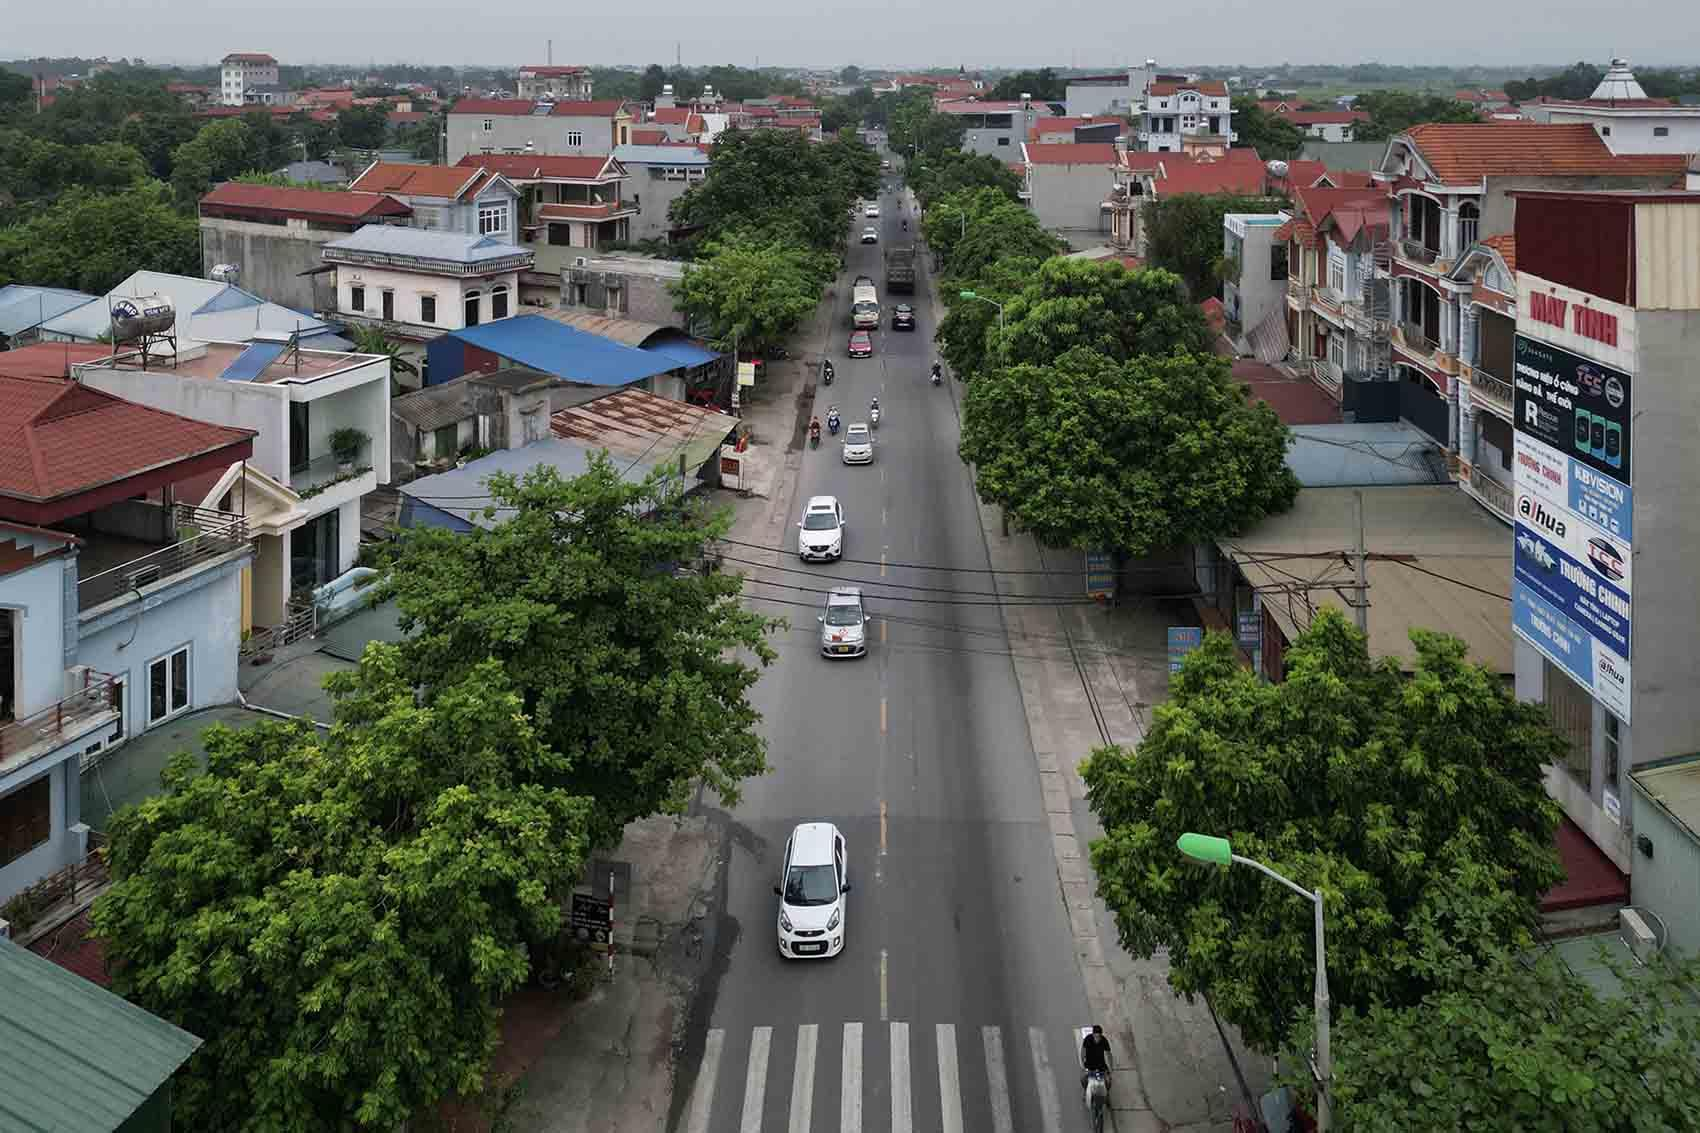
top-left (851, 280), bottom-right (880, 329)
top-left (884, 245), bottom-right (917, 294)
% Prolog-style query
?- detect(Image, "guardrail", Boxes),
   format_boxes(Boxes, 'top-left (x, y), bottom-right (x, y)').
top-left (1468, 467), bottom-right (1515, 523)
top-left (0, 670), bottom-right (117, 769)
top-left (1470, 367), bottom-right (1515, 416)
top-left (77, 504), bottom-right (248, 611)
top-left (1399, 238), bottom-right (1439, 265)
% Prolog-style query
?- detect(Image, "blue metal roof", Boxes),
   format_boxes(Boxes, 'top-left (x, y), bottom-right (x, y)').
top-left (1286, 423), bottom-right (1450, 488)
top-left (448, 316), bottom-right (681, 386)
top-left (0, 286), bottom-right (100, 336)
top-left (642, 337), bottom-right (721, 368)
top-left (193, 284), bottom-right (262, 316)
top-left (219, 339), bottom-right (288, 382)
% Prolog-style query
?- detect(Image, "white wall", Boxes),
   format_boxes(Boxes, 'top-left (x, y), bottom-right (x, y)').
top-left (0, 554), bottom-right (68, 717)
top-left (335, 264), bottom-right (522, 335)
top-left (80, 363), bottom-right (287, 478)
top-left (1547, 109), bottom-right (1700, 154)
top-left (0, 763), bottom-right (79, 904)
top-left (1028, 164), bottom-right (1113, 237)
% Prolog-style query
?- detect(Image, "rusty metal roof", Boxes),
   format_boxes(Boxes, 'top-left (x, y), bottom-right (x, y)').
top-left (549, 388), bottom-right (738, 472)
top-left (537, 308), bottom-right (670, 346)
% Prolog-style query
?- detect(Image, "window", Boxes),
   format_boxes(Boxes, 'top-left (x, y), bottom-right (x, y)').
top-left (420, 294), bottom-right (436, 324)
top-left (289, 401), bottom-right (310, 473)
top-left (1328, 252), bottom-right (1347, 296)
top-left (566, 130), bottom-right (584, 146)
top-left (433, 423), bottom-right (458, 460)
top-left (413, 205), bottom-right (442, 229)
top-left (1271, 244), bottom-right (1289, 281)
top-left (1653, 126), bottom-right (1670, 137)
top-left (1604, 713), bottom-right (1621, 785)
top-left (997, 137), bottom-right (1010, 146)
top-left (482, 118), bottom-right (494, 131)
top-left (491, 284), bottom-right (510, 319)
top-left (148, 646), bottom-right (190, 726)
top-left (349, 284), bottom-right (365, 312)
top-left (549, 223), bottom-right (572, 246)
top-left (1543, 659), bottom-right (1593, 789)
top-left (1600, 126), bottom-right (1611, 137)
top-left (463, 290), bottom-right (481, 326)
top-left (381, 289), bottom-right (394, 321)
top-left (478, 204), bottom-right (507, 236)
top-left (1328, 333), bottom-right (1346, 372)
top-left (0, 775), bottom-right (51, 868)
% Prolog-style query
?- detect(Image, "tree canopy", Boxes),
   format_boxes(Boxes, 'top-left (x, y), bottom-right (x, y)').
top-left (376, 458), bottom-right (778, 848)
top-left (990, 68), bottom-right (1065, 102)
top-left (933, 254), bottom-right (1039, 381)
top-left (908, 149), bottom-right (1022, 211)
top-left (1082, 611), bottom-right (1567, 1052)
top-left (0, 180), bottom-right (198, 292)
top-left (672, 232), bottom-right (833, 353)
top-left (93, 648), bottom-right (594, 1131)
top-left (997, 258), bottom-right (1214, 368)
top-left (1353, 90), bottom-right (1482, 141)
top-left (959, 346), bottom-right (1297, 553)
top-left (671, 127), bottom-right (871, 255)
top-left (1141, 193), bottom-right (1275, 300)
top-left (1229, 98), bottom-right (1306, 162)
top-left (336, 103), bottom-right (391, 150)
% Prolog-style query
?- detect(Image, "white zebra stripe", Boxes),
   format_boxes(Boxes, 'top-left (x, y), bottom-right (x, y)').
top-left (1029, 1025), bottom-right (1065, 1133)
top-left (685, 1028), bottom-right (724, 1133)
top-left (788, 1024), bottom-right (818, 1133)
top-left (889, 1021), bottom-right (912, 1133)
top-left (982, 1025), bottom-right (1015, 1133)
top-left (840, 1022), bottom-right (863, 1133)
top-left (741, 1025), bottom-right (772, 1133)
top-left (936, 1023), bottom-right (964, 1133)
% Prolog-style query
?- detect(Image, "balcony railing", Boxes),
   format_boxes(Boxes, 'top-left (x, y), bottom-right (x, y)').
top-left (0, 670), bottom-right (119, 772)
top-left (293, 444), bottom-right (373, 494)
top-left (1287, 277), bottom-right (1306, 304)
top-left (1399, 321), bottom-right (1439, 356)
top-left (1399, 238), bottom-right (1439, 266)
top-left (77, 504), bottom-right (249, 611)
top-left (1470, 366), bottom-right (1515, 417)
top-left (1467, 466), bottom-right (1515, 524)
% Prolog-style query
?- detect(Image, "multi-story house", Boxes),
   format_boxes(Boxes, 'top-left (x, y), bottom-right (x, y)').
top-left (445, 98), bottom-right (634, 165)
top-left (516, 65), bottom-right (593, 102)
top-left (1, 362), bottom-right (257, 905)
top-left (1137, 79), bottom-right (1235, 153)
top-left (219, 51), bottom-right (278, 107)
top-left (1371, 121), bottom-right (1686, 522)
top-left (646, 106), bottom-right (707, 142)
top-left (1222, 212), bottom-right (1290, 335)
top-left (1019, 143), bottom-right (1118, 241)
top-left (72, 336), bottom-right (392, 633)
top-left (613, 143), bottom-right (710, 242)
top-left (934, 98), bottom-right (1042, 158)
top-left (1275, 184), bottom-right (1392, 399)
top-left (1519, 60), bottom-right (1700, 154)
top-left (347, 162), bottom-right (522, 244)
top-left (452, 154), bottom-right (635, 277)
top-left (1104, 147), bottom-right (1268, 256)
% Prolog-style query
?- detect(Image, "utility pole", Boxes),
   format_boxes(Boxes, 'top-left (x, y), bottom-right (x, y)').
top-left (1353, 490), bottom-right (1368, 634)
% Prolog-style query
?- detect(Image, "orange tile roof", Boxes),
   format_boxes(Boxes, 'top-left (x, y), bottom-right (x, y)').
top-left (1479, 233), bottom-right (1517, 273)
top-left (630, 128), bottom-right (668, 145)
top-left (456, 153), bottom-right (617, 180)
top-left (349, 162), bottom-right (491, 200)
top-left (1154, 153), bottom-right (1267, 196)
top-left (1025, 142), bottom-right (1118, 166)
top-left (1148, 80), bottom-right (1229, 97)
top-left (1403, 122), bottom-right (1689, 183)
top-left (650, 107), bottom-right (693, 125)
top-left (200, 182), bottom-right (412, 222)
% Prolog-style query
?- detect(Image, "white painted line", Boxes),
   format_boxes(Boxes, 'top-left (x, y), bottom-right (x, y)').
top-left (982, 1026), bottom-right (1014, 1133)
top-left (789, 1024), bottom-right (818, 1133)
top-left (841, 1022), bottom-right (863, 1133)
top-left (936, 1024), bottom-right (963, 1133)
top-left (879, 950), bottom-right (889, 1020)
top-left (1029, 1027), bottom-right (1065, 1133)
top-left (686, 1028), bottom-right (724, 1133)
top-left (741, 1026), bottom-right (772, 1133)
top-left (890, 1021), bottom-right (913, 1133)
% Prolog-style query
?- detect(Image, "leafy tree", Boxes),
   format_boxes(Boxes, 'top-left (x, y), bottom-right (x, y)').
top-left (0, 70), bottom-right (30, 110)
top-left (672, 127), bottom-right (860, 255)
top-left (998, 258), bottom-right (1213, 367)
top-left (1354, 89), bottom-right (1482, 141)
top-left (990, 68), bottom-right (1064, 102)
top-left (1503, 62), bottom-right (1604, 103)
top-left (638, 64), bottom-right (670, 102)
top-left (0, 129), bottom-right (146, 204)
top-left (170, 117), bottom-right (258, 203)
top-left (117, 108), bottom-right (200, 179)
top-left (377, 459), bottom-right (779, 849)
top-left (0, 180), bottom-right (198, 291)
top-left (840, 65), bottom-right (863, 85)
top-left (926, 187), bottom-right (1059, 282)
top-left (349, 325), bottom-right (420, 391)
top-left (1302, 949), bottom-right (1700, 1131)
top-left (908, 149), bottom-right (1022, 210)
top-left (672, 232), bottom-right (831, 354)
top-left (1142, 193), bottom-right (1274, 299)
top-left (960, 346), bottom-right (1296, 552)
top-left (1082, 611), bottom-right (1567, 1052)
top-left (336, 103), bottom-right (390, 150)
top-left (93, 649), bottom-right (594, 1131)
top-left (1230, 98), bottom-right (1305, 162)
top-left (934, 255), bottom-right (1039, 380)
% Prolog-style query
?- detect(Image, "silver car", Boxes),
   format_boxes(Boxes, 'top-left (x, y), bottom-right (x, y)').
top-left (842, 422), bottom-right (873, 464)
top-left (819, 587), bottom-right (867, 658)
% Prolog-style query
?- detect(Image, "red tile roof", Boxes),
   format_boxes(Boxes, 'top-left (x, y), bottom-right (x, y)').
top-left (1271, 220), bottom-right (1295, 242)
top-left (1277, 159), bottom-right (1329, 189)
top-left (630, 128), bottom-right (668, 145)
top-left (223, 52), bottom-right (277, 64)
top-left (1281, 109), bottom-right (1369, 125)
top-left (199, 182), bottom-right (411, 223)
top-left (1403, 122), bottom-right (1689, 183)
top-left (349, 162), bottom-right (494, 201)
top-left (1153, 153), bottom-right (1268, 196)
top-left (0, 373), bottom-right (255, 513)
top-left (387, 111), bottom-right (428, 125)
top-left (455, 153), bottom-right (617, 180)
top-left (1148, 80), bottom-right (1229, 97)
top-left (521, 65), bottom-right (588, 76)
top-left (451, 98), bottom-right (626, 117)
top-left (1234, 359), bottom-right (1340, 424)
top-left (649, 107), bottom-right (693, 125)
top-left (1479, 233), bottom-right (1517, 273)
top-left (0, 344), bottom-right (111, 380)
top-left (1454, 89), bottom-right (1511, 103)
top-left (1024, 142), bottom-right (1118, 166)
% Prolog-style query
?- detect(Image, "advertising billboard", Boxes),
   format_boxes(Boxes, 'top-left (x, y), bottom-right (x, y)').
top-left (1513, 335), bottom-right (1632, 481)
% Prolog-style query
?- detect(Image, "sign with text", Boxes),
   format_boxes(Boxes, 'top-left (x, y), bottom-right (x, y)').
top-left (737, 361), bottom-right (757, 387)
top-left (1512, 433), bottom-right (1633, 540)
top-left (1513, 586), bottom-right (1630, 720)
top-left (1513, 515), bottom-right (1631, 657)
top-left (1085, 550), bottom-right (1115, 600)
top-left (1513, 335), bottom-right (1632, 481)
top-left (570, 893), bottom-right (612, 944)
top-left (1167, 626), bottom-right (1204, 675)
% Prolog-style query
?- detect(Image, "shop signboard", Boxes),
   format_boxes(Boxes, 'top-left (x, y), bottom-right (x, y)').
top-left (1513, 334), bottom-right (1631, 481)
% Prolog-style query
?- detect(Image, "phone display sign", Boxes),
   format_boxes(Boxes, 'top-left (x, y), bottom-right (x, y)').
top-left (1513, 334), bottom-right (1630, 481)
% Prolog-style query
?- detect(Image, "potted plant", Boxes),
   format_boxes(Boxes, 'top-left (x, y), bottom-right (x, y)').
top-left (329, 427), bottom-right (368, 474)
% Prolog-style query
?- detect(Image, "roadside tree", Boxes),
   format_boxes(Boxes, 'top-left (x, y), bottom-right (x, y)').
top-left (959, 346), bottom-right (1296, 553)
top-left (934, 254), bottom-right (1038, 381)
top-left (1141, 192), bottom-right (1273, 300)
top-left (999, 258), bottom-right (1213, 367)
top-left (909, 150), bottom-right (1022, 211)
top-left (1083, 611), bottom-right (1567, 1052)
top-left (672, 127), bottom-right (860, 254)
top-left (672, 233), bottom-right (832, 354)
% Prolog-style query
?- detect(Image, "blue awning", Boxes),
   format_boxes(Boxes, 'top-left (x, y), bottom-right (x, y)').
top-left (642, 338), bottom-right (721, 368)
top-left (448, 316), bottom-right (680, 386)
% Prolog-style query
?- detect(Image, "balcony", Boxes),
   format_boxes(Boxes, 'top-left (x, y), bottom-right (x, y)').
top-left (1311, 287), bottom-right (1343, 320)
top-left (1287, 276), bottom-right (1306, 305)
top-left (0, 669), bottom-right (119, 778)
top-left (1397, 320), bottom-right (1439, 360)
top-left (1466, 466), bottom-right (1515, 525)
top-left (1470, 366), bottom-right (1515, 420)
top-left (1399, 238), bottom-right (1440, 267)
top-left (76, 504), bottom-right (249, 612)
top-left (535, 200), bottom-right (637, 223)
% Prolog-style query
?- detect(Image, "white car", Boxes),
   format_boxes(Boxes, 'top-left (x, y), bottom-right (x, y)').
top-left (775, 822), bottom-right (849, 958)
top-left (819, 587), bottom-right (868, 658)
top-left (864, 203), bottom-right (880, 218)
top-left (861, 227), bottom-right (879, 244)
top-left (842, 422), bottom-right (873, 464)
top-left (797, 495), bottom-right (845, 561)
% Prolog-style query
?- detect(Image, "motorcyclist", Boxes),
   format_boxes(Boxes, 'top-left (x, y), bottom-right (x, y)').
top-left (827, 406), bottom-right (841, 433)
top-left (1081, 1025), bottom-right (1112, 1092)
top-left (823, 358), bottom-right (835, 385)
top-left (809, 416), bottom-right (822, 446)
top-left (930, 359), bottom-right (943, 384)
top-left (902, 218), bottom-right (908, 231)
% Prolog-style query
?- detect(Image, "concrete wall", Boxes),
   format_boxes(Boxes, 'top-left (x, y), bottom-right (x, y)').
top-left (1066, 81), bottom-right (1133, 118)
top-left (80, 364), bottom-right (288, 478)
top-left (1545, 109), bottom-right (1700, 154)
top-left (334, 264), bottom-right (522, 336)
top-left (1628, 767), bottom-right (1700, 957)
top-left (1224, 222), bottom-right (1283, 332)
top-left (448, 113), bottom-right (616, 165)
top-left (625, 164), bottom-right (701, 241)
top-left (0, 555), bottom-right (67, 717)
top-left (1027, 163), bottom-right (1112, 236)
top-left (561, 265), bottom-right (689, 327)
top-left (200, 219), bottom-right (339, 311)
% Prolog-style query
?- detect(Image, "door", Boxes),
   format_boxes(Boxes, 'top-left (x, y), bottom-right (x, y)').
top-left (381, 290), bottom-right (395, 321)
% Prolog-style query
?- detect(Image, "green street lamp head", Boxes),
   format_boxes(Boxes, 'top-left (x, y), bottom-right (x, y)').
top-left (1177, 832), bottom-right (1233, 866)
top-left (959, 290), bottom-right (978, 299)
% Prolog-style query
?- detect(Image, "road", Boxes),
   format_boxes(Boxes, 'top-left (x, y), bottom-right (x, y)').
top-left (672, 163), bottom-right (1095, 1132)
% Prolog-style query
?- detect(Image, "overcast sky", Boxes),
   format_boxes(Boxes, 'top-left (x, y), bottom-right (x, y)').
top-left (11, 0), bottom-right (1697, 71)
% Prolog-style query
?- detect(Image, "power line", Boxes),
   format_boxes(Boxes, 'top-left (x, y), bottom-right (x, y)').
top-left (1387, 556), bottom-right (1511, 602)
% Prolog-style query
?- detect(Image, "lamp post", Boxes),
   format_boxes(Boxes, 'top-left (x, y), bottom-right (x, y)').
top-left (1176, 833), bottom-right (1332, 1132)
top-left (957, 289), bottom-right (1004, 334)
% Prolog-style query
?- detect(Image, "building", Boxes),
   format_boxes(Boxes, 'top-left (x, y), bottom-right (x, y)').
top-left (646, 106), bottom-right (708, 143)
top-left (1221, 213), bottom-right (1289, 334)
top-left (166, 80), bottom-right (213, 108)
top-left (198, 182), bottom-right (413, 311)
top-left (0, 285), bottom-right (99, 350)
top-left (1275, 183), bottom-right (1393, 400)
top-left (1626, 754), bottom-right (1700, 956)
top-left (0, 937), bottom-right (201, 1130)
top-left (1064, 71), bottom-right (1143, 118)
top-left (453, 153), bottom-right (636, 280)
top-left (1454, 88), bottom-right (1512, 114)
top-left (516, 65), bottom-right (593, 102)
top-left (935, 99), bottom-right (1042, 158)
top-left (1019, 142), bottom-right (1118, 242)
top-left (445, 98), bottom-right (633, 165)
top-left (1, 361), bottom-right (256, 905)
top-left (1519, 60), bottom-right (1700, 154)
top-left (1271, 107), bottom-right (1369, 143)
top-left (613, 143), bottom-right (711, 242)
top-left (219, 51), bottom-right (278, 107)
top-left (273, 159), bottom-right (350, 186)
top-left (1138, 78), bottom-right (1235, 152)
top-left (558, 252), bottom-right (693, 329)
top-left (33, 270), bottom-right (349, 350)
top-left (390, 368), bottom-right (555, 473)
top-left (346, 162), bottom-right (522, 250)
top-left (1105, 148), bottom-right (1271, 256)
top-left (1028, 115), bottom-right (1122, 144)
top-left (1505, 188), bottom-right (1700, 874)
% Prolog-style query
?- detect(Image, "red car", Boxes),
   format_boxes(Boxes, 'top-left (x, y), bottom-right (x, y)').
top-left (848, 330), bottom-right (873, 358)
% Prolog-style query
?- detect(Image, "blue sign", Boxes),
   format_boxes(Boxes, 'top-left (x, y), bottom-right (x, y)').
top-left (1085, 550), bottom-right (1115, 600)
top-left (1513, 524), bottom-right (1631, 656)
top-left (1168, 626), bottom-right (1204, 674)
top-left (1568, 462), bottom-right (1633, 540)
top-left (1236, 611), bottom-right (1261, 652)
top-left (1513, 585), bottom-right (1630, 719)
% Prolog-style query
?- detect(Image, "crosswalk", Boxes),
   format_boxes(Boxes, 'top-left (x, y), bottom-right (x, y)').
top-left (684, 1021), bottom-right (1079, 1133)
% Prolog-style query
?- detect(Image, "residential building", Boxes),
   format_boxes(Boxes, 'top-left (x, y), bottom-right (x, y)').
top-left (445, 98), bottom-right (633, 165)
top-left (1505, 188), bottom-right (1700, 874)
top-left (1104, 147), bottom-right (1270, 256)
top-left (198, 182), bottom-right (413, 311)
top-left (1138, 78), bottom-right (1235, 152)
top-left (1626, 754), bottom-right (1700, 956)
top-left (1028, 115), bottom-right (1122, 144)
top-left (613, 143), bottom-right (710, 242)
top-left (219, 51), bottom-right (278, 107)
top-left (1275, 183), bottom-right (1393, 400)
top-left (1446, 234), bottom-right (1520, 523)
top-left (935, 99), bottom-right (1042, 158)
top-left (1221, 212), bottom-right (1288, 335)
top-left (453, 153), bottom-right (635, 281)
top-left (1019, 143), bottom-right (1118, 242)
top-left (166, 80), bottom-right (213, 108)
top-left (646, 106), bottom-right (708, 143)
top-left (0, 285), bottom-right (98, 350)
top-left (1065, 70), bottom-right (1146, 118)
top-left (1270, 107), bottom-right (1368, 143)
top-left (1519, 60), bottom-right (1700, 154)
top-left (1454, 88), bottom-right (1512, 114)
top-left (1, 360), bottom-right (257, 904)
top-left (390, 368), bottom-right (554, 473)
top-left (516, 65), bottom-right (593, 102)
top-left (73, 336), bottom-right (392, 632)
top-left (558, 252), bottom-right (694, 329)
top-left (33, 270), bottom-right (349, 350)
top-left (346, 162), bottom-right (522, 248)
top-left (273, 159), bottom-right (351, 186)
top-left (319, 225), bottom-right (534, 368)
top-left (0, 937), bottom-right (201, 1130)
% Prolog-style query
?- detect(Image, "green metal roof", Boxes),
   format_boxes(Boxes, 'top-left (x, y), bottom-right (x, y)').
top-left (0, 937), bottom-right (201, 1131)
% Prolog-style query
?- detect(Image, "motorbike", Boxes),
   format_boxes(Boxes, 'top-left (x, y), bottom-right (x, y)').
top-left (870, 405), bottom-right (881, 429)
top-left (809, 423), bottom-right (821, 449)
top-left (930, 367), bottom-right (942, 386)
top-left (1078, 1027), bottom-right (1110, 1133)
top-left (823, 364), bottom-right (834, 386)
top-left (827, 410), bottom-right (841, 435)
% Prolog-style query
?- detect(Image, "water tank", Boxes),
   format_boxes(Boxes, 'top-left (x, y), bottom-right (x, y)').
top-left (109, 296), bottom-right (176, 342)
top-left (1266, 159), bottom-right (1289, 179)
top-left (210, 263), bottom-right (241, 284)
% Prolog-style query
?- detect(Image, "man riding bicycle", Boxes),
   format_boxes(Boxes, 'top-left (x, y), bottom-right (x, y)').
top-left (1081, 1024), bottom-right (1112, 1090)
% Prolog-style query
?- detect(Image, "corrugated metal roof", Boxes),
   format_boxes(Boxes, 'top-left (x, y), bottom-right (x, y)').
top-left (550, 388), bottom-right (737, 474)
top-left (322, 224), bottom-right (532, 265)
top-left (537, 309), bottom-right (668, 346)
top-left (613, 144), bottom-right (711, 166)
top-left (0, 937), bottom-right (201, 1131)
top-left (401, 436), bottom-right (666, 530)
top-left (0, 286), bottom-right (100, 336)
top-left (447, 316), bottom-right (679, 385)
top-left (642, 338), bottom-right (720, 367)
top-left (1286, 423), bottom-right (1449, 487)
top-left (34, 272), bottom-right (331, 344)
top-left (392, 382), bottom-right (476, 431)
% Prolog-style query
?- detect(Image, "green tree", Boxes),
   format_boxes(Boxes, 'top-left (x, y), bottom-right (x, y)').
top-left (960, 346), bottom-right (1296, 552)
top-left (1305, 949), bottom-right (1700, 1131)
top-left (839, 65), bottom-right (863, 86)
top-left (0, 70), bottom-right (30, 110)
top-left (1141, 192), bottom-right (1274, 299)
top-left (0, 129), bottom-right (146, 204)
top-left (672, 233), bottom-right (831, 354)
top-left (117, 108), bottom-right (200, 179)
top-left (990, 68), bottom-right (1064, 102)
top-left (0, 180), bottom-right (198, 291)
top-left (1354, 89), bottom-right (1482, 141)
top-left (1082, 611), bottom-right (1567, 1052)
top-left (998, 258), bottom-right (1213, 367)
top-left (377, 459), bottom-right (779, 849)
top-left (336, 103), bottom-right (390, 149)
top-left (1229, 98), bottom-right (1305, 162)
top-left (927, 188), bottom-right (1059, 282)
top-left (672, 127), bottom-right (859, 254)
top-left (638, 64), bottom-right (670, 102)
top-left (349, 325), bottom-right (420, 391)
top-left (93, 649), bottom-right (594, 1131)
top-left (1503, 62), bottom-right (1604, 103)
top-left (170, 117), bottom-right (257, 203)
top-left (934, 255), bottom-right (1039, 380)
top-left (908, 149), bottom-right (1022, 210)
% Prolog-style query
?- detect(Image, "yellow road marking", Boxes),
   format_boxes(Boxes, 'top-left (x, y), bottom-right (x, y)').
top-left (880, 697), bottom-right (887, 734)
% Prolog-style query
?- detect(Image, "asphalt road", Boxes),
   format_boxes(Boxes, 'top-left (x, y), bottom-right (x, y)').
top-left (674, 166), bottom-right (1094, 1133)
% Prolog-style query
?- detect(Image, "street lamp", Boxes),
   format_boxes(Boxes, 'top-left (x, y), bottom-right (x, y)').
top-left (957, 289), bottom-right (1004, 334)
top-left (1176, 833), bottom-right (1332, 1132)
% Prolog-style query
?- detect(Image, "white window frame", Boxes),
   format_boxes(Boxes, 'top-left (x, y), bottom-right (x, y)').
top-left (146, 645), bottom-right (191, 727)
top-left (566, 130), bottom-right (584, 147)
top-left (1328, 331), bottom-right (1347, 373)
top-left (478, 204), bottom-right (507, 236)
